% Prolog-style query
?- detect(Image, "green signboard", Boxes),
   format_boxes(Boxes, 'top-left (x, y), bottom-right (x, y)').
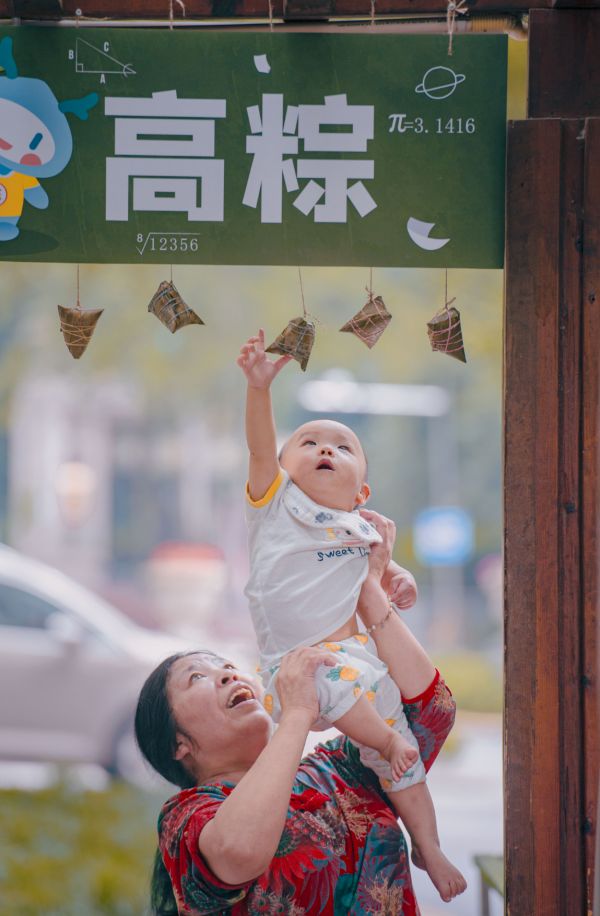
top-left (0, 28), bottom-right (507, 267)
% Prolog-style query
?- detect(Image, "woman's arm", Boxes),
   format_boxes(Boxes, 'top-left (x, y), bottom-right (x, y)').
top-left (357, 516), bottom-right (456, 769)
top-left (360, 576), bottom-right (436, 700)
top-left (358, 509), bottom-right (436, 702)
top-left (199, 647), bottom-right (335, 885)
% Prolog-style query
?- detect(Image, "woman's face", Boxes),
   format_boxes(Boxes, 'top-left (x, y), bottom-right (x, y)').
top-left (167, 652), bottom-right (272, 780)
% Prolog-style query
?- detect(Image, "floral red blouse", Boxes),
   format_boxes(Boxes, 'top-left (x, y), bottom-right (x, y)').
top-left (158, 671), bottom-right (455, 915)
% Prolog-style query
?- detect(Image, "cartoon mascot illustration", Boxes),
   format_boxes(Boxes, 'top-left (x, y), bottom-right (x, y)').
top-left (0, 36), bottom-right (98, 241)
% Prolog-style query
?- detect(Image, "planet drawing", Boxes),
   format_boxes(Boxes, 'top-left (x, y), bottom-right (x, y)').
top-left (415, 66), bottom-right (466, 100)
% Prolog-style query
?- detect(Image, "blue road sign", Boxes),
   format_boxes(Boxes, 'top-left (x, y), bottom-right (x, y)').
top-left (413, 506), bottom-right (474, 566)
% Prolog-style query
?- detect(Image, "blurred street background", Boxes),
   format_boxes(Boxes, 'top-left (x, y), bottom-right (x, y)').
top-left (0, 39), bottom-right (525, 916)
top-left (0, 263), bottom-right (505, 916)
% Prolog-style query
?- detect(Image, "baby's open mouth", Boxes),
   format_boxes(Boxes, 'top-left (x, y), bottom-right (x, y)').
top-left (316, 460), bottom-right (334, 471)
top-left (226, 685), bottom-right (255, 708)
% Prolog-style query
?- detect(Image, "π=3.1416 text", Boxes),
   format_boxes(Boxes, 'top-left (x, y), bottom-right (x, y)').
top-left (388, 115), bottom-right (477, 134)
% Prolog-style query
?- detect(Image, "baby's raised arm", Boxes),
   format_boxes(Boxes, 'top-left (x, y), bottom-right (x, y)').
top-left (237, 329), bottom-right (292, 501)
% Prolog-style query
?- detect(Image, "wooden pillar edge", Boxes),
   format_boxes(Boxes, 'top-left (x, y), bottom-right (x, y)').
top-left (557, 117), bottom-right (586, 916)
top-left (582, 116), bottom-right (600, 914)
top-left (504, 117), bottom-right (562, 916)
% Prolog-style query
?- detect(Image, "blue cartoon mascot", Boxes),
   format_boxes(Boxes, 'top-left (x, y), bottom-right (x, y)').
top-left (0, 36), bottom-right (98, 241)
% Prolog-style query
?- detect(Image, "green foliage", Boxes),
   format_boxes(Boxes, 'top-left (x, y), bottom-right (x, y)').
top-left (434, 651), bottom-right (502, 713)
top-left (0, 781), bottom-right (163, 915)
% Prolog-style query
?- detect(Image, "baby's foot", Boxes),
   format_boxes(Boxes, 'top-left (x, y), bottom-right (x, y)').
top-left (383, 732), bottom-right (419, 782)
top-left (419, 843), bottom-right (467, 903)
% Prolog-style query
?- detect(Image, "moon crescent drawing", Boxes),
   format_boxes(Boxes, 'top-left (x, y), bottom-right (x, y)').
top-left (253, 54), bottom-right (271, 74)
top-left (407, 217), bottom-right (450, 251)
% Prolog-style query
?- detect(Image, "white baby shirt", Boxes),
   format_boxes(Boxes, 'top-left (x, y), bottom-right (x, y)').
top-left (244, 469), bottom-right (382, 668)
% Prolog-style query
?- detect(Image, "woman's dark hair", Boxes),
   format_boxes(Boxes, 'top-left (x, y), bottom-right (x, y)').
top-left (135, 651), bottom-right (198, 789)
top-left (135, 650), bottom-right (214, 916)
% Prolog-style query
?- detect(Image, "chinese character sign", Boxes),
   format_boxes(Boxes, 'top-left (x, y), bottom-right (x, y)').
top-left (105, 91), bottom-right (227, 223)
top-left (243, 93), bottom-right (376, 224)
top-left (0, 29), bottom-right (507, 267)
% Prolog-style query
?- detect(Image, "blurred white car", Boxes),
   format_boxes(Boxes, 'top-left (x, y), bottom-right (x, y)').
top-left (0, 545), bottom-right (193, 785)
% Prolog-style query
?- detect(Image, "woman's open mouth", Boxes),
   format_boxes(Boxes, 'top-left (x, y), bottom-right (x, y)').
top-left (226, 685), bottom-right (256, 708)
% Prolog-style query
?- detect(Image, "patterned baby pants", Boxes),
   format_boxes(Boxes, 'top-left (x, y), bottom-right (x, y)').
top-left (261, 633), bottom-right (426, 791)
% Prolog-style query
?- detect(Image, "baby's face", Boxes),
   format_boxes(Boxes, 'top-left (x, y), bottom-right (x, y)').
top-left (280, 419), bottom-right (369, 512)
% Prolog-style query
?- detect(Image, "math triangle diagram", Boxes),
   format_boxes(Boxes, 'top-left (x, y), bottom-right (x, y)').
top-left (74, 37), bottom-right (135, 78)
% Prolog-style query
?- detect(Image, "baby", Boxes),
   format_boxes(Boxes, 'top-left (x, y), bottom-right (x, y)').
top-left (238, 330), bottom-right (466, 904)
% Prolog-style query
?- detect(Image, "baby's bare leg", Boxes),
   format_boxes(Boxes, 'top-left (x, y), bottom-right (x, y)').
top-left (388, 783), bottom-right (467, 903)
top-left (334, 695), bottom-right (419, 781)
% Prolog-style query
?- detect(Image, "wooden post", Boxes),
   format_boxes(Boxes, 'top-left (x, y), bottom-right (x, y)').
top-left (582, 117), bottom-right (600, 913)
top-left (505, 9), bottom-right (600, 913)
top-left (505, 117), bottom-right (562, 916)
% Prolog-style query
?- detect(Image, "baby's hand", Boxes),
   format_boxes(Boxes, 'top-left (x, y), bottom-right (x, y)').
top-left (386, 570), bottom-right (417, 610)
top-left (237, 328), bottom-right (292, 389)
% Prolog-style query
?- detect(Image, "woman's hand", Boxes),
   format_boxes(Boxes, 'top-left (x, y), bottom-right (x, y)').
top-left (276, 647), bottom-right (337, 725)
top-left (360, 509), bottom-right (417, 608)
top-left (359, 508), bottom-right (396, 582)
top-left (357, 509), bottom-right (400, 630)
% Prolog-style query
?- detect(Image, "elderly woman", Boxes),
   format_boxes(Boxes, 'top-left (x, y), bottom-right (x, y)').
top-left (135, 515), bottom-right (457, 915)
